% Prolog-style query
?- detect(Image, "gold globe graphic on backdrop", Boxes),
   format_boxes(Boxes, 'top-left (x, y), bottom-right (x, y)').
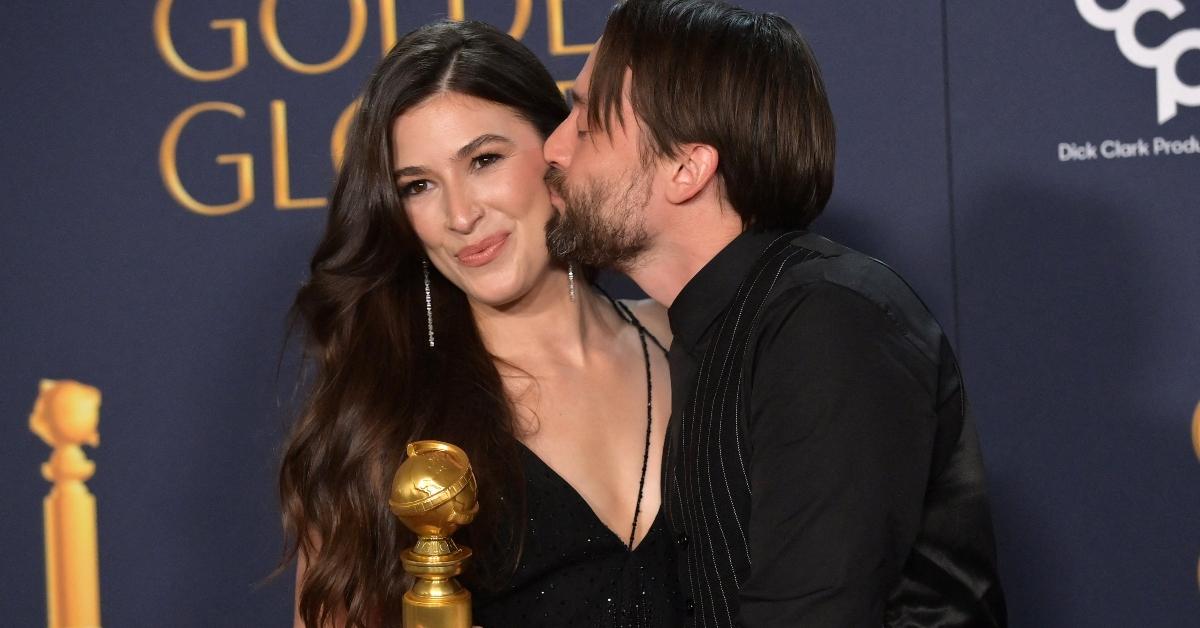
top-left (389, 440), bottom-right (479, 628)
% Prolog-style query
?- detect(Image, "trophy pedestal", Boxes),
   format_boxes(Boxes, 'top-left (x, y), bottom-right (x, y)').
top-left (401, 546), bottom-right (472, 628)
top-left (403, 585), bottom-right (470, 628)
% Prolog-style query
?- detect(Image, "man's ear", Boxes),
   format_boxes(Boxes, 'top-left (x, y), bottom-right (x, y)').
top-left (665, 143), bottom-right (719, 205)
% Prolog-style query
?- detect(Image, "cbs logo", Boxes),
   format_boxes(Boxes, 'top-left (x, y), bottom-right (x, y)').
top-left (1076, 0), bottom-right (1200, 124)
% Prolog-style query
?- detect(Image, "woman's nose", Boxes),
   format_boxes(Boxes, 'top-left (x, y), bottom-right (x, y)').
top-left (445, 186), bottom-right (483, 234)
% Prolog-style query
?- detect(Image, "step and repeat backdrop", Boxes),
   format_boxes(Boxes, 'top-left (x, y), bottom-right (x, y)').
top-left (1, 1), bottom-right (1197, 625)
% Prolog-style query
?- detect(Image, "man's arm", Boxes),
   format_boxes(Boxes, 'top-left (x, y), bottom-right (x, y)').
top-left (738, 281), bottom-right (937, 626)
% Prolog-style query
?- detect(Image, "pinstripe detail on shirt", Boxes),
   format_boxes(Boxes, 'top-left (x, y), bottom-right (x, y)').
top-left (665, 232), bottom-right (813, 627)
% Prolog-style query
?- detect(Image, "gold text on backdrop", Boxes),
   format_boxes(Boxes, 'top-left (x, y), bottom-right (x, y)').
top-left (153, 1), bottom-right (593, 215)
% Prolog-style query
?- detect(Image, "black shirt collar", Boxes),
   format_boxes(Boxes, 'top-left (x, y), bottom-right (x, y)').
top-left (668, 228), bottom-right (797, 350)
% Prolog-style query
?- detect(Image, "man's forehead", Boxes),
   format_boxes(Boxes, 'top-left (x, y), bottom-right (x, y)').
top-left (573, 46), bottom-right (597, 95)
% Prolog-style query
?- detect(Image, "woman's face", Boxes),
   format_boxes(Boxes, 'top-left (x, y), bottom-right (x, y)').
top-left (391, 92), bottom-right (557, 308)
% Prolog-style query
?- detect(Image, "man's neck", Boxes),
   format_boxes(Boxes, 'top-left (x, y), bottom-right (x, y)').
top-left (627, 205), bottom-right (744, 307)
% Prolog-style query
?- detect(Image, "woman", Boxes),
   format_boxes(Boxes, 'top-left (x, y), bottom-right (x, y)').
top-left (279, 21), bottom-right (680, 628)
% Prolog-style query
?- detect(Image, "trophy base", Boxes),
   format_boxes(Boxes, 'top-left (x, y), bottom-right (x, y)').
top-left (401, 547), bottom-right (473, 628)
top-left (403, 584), bottom-right (471, 628)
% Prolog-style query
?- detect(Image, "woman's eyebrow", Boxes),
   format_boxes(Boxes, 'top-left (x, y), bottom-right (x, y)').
top-left (393, 134), bottom-right (514, 177)
top-left (393, 164), bottom-right (429, 178)
top-left (454, 134), bottom-right (514, 160)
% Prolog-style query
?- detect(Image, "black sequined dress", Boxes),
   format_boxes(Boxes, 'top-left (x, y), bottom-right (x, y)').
top-left (472, 443), bottom-right (684, 627)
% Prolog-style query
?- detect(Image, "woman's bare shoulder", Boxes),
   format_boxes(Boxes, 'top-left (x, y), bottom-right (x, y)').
top-left (619, 298), bottom-right (672, 348)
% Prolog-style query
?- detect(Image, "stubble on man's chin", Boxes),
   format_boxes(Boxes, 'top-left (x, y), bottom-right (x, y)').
top-left (544, 167), bottom-right (651, 271)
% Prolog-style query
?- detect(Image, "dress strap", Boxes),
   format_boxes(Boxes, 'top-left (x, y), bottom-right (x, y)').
top-left (594, 284), bottom-right (669, 356)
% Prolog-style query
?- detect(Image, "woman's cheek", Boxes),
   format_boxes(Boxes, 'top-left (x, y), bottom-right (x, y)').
top-left (406, 201), bottom-right (442, 247)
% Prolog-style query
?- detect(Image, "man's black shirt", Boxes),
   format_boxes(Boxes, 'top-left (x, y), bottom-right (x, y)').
top-left (662, 229), bottom-right (1006, 627)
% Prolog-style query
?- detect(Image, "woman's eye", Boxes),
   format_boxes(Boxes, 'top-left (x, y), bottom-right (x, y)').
top-left (472, 153), bottom-right (502, 169)
top-left (401, 180), bottom-right (430, 196)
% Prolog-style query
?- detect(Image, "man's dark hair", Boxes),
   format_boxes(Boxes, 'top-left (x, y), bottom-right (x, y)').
top-left (589, 0), bottom-right (835, 230)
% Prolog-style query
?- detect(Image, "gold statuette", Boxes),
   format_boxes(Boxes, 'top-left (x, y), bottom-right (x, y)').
top-left (389, 441), bottom-right (479, 628)
top-left (30, 379), bottom-right (103, 628)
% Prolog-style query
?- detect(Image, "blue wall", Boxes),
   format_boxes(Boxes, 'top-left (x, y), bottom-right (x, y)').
top-left (1, 1), bottom-right (1197, 625)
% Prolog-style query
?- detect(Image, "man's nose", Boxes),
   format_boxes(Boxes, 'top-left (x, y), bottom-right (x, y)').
top-left (543, 114), bottom-right (575, 170)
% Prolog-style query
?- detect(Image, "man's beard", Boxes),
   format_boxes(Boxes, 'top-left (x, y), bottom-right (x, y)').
top-left (544, 166), bottom-right (652, 271)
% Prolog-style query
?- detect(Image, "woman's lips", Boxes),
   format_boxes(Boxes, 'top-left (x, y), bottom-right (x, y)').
top-left (455, 232), bottom-right (510, 267)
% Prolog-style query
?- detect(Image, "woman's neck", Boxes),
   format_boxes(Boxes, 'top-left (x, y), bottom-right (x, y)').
top-left (468, 267), bottom-right (619, 370)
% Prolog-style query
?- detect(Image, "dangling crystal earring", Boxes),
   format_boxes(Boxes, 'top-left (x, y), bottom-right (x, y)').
top-left (422, 258), bottom-right (435, 347)
top-left (568, 262), bottom-right (577, 303)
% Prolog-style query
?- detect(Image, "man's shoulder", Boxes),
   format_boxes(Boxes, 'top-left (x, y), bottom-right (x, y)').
top-left (780, 232), bottom-right (910, 300)
top-left (757, 231), bottom-right (947, 364)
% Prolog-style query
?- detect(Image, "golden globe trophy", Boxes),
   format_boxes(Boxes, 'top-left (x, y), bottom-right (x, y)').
top-left (389, 440), bottom-right (479, 628)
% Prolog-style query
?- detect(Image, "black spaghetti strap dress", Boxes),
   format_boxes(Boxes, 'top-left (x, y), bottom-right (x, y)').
top-left (472, 445), bottom-right (683, 627)
top-left (472, 302), bottom-right (683, 627)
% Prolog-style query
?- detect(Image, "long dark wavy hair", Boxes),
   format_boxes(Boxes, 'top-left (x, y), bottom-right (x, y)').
top-left (279, 21), bottom-right (568, 628)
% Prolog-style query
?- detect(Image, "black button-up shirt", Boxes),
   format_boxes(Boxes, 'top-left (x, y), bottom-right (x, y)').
top-left (663, 229), bottom-right (1006, 627)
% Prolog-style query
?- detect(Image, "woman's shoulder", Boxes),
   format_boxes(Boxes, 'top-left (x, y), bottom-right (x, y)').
top-left (618, 298), bottom-right (672, 348)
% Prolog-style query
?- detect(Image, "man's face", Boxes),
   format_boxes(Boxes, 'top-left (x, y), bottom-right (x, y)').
top-left (543, 49), bottom-right (655, 271)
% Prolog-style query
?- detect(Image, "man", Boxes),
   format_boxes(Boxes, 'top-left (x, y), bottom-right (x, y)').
top-left (543, 1), bottom-right (1006, 626)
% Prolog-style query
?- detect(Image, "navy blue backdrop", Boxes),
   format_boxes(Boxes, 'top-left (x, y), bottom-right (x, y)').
top-left (1, 1), bottom-right (1197, 625)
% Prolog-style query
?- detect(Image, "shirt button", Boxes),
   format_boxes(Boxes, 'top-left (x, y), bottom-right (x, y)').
top-left (685, 598), bottom-right (695, 615)
top-left (676, 533), bottom-right (689, 548)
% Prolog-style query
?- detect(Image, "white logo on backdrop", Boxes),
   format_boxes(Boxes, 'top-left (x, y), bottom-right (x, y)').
top-left (1076, 0), bottom-right (1200, 123)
